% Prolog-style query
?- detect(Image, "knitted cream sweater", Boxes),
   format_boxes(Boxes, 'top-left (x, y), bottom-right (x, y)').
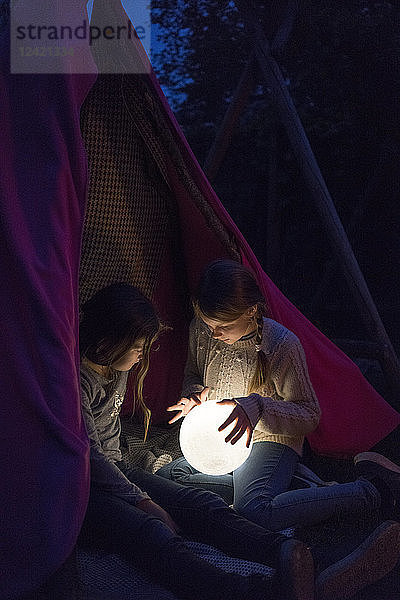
top-left (182, 317), bottom-right (321, 456)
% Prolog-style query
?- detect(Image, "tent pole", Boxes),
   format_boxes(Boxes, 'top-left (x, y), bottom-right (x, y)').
top-left (203, 0), bottom-right (299, 184)
top-left (265, 126), bottom-right (282, 279)
top-left (270, 0), bottom-right (300, 54)
top-left (235, 1), bottom-right (400, 398)
top-left (311, 139), bottom-right (393, 314)
top-left (203, 53), bottom-right (256, 182)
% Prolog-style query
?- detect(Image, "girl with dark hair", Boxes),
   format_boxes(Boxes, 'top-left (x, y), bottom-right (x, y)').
top-left (78, 282), bottom-right (322, 600)
top-left (79, 282), bottom-right (158, 439)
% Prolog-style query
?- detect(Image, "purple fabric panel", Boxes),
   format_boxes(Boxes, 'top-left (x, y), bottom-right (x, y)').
top-left (0, 21), bottom-right (95, 600)
top-left (144, 58), bottom-right (400, 457)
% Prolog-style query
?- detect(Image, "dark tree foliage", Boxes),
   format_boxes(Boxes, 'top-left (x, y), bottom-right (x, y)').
top-left (152, 1), bottom-right (400, 349)
top-left (152, 1), bottom-right (250, 148)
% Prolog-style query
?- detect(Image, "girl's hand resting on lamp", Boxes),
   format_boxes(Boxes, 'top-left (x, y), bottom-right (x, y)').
top-left (167, 387), bottom-right (210, 424)
top-left (217, 399), bottom-right (253, 448)
top-left (136, 498), bottom-right (180, 534)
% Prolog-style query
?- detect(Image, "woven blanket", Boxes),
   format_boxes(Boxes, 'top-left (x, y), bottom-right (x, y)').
top-left (77, 540), bottom-right (279, 600)
top-left (120, 417), bottom-right (182, 473)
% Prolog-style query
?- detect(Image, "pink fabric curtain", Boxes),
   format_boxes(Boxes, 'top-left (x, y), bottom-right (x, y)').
top-left (0, 5), bottom-right (94, 596)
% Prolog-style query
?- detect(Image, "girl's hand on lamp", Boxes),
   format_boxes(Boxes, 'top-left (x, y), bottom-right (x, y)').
top-left (167, 387), bottom-right (210, 424)
top-left (136, 498), bottom-right (180, 534)
top-left (217, 400), bottom-right (253, 448)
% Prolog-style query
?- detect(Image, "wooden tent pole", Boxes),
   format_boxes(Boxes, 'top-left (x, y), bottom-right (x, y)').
top-left (270, 0), bottom-right (300, 54)
top-left (203, 53), bottom-right (256, 182)
top-left (204, 0), bottom-right (299, 183)
top-left (311, 140), bottom-right (393, 313)
top-left (265, 126), bottom-right (282, 279)
top-left (235, 1), bottom-right (400, 396)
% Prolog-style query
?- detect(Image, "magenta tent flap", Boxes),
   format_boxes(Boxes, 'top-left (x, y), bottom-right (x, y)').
top-left (0, 5), bottom-right (95, 597)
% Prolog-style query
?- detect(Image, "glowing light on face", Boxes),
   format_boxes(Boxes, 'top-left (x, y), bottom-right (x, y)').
top-left (111, 341), bottom-right (144, 371)
top-left (179, 401), bottom-right (253, 475)
top-left (201, 311), bottom-right (256, 345)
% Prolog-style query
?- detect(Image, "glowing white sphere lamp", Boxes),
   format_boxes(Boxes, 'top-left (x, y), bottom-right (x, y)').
top-left (179, 400), bottom-right (253, 475)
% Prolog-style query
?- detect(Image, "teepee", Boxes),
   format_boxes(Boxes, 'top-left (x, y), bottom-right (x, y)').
top-left (1, 1), bottom-right (399, 597)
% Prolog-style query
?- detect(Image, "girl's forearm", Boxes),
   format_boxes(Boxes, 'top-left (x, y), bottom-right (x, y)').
top-left (237, 393), bottom-right (321, 437)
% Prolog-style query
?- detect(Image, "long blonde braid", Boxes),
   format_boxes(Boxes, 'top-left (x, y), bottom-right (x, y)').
top-left (248, 305), bottom-right (270, 393)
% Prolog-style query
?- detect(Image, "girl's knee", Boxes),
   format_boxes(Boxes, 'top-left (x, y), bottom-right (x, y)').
top-left (155, 463), bottom-right (174, 479)
top-left (233, 498), bottom-right (280, 530)
top-left (233, 497), bottom-right (261, 519)
top-left (178, 485), bottom-right (226, 508)
top-left (156, 457), bottom-right (193, 482)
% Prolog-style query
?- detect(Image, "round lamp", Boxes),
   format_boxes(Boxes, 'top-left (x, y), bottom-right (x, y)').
top-left (179, 400), bottom-right (253, 475)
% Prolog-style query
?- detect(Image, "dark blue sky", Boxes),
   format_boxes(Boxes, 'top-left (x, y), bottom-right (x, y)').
top-left (86, 1), bottom-right (171, 101)
top-left (86, 1), bottom-right (161, 63)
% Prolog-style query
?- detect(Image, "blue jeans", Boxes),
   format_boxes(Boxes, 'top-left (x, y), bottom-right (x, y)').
top-left (157, 442), bottom-right (380, 531)
top-left (79, 463), bottom-right (286, 600)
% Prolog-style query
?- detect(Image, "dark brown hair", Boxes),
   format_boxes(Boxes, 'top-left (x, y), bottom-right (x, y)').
top-left (80, 283), bottom-right (163, 438)
top-left (193, 260), bottom-right (270, 392)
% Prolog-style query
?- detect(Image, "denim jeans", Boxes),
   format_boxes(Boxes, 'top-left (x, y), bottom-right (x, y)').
top-left (78, 463), bottom-right (287, 600)
top-left (157, 441), bottom-right (381, 531)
